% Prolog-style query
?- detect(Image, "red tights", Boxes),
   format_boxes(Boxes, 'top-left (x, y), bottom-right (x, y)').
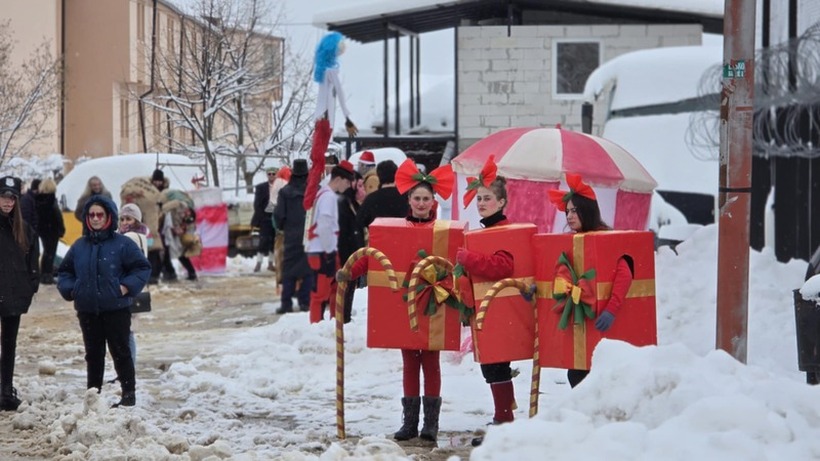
top-left (401, 349), bottom-right (441, 397)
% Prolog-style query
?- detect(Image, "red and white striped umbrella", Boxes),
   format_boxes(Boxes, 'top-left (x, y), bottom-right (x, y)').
top-left (451, 126), bottom-right (657, 232)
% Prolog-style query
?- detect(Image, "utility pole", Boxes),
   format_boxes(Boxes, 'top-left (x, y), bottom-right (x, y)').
top-left (716, 0), bottom-right (756, 363)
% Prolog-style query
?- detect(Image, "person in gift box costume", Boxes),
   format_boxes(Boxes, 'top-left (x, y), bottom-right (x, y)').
top-left (337, 159), bottom-right (455, 442)
top-left (452, 157), bottom-right (517, 446)
top-left (305, 160), bottom-right (355, 323)
top-left (547, 173), bottom-right (634, 387)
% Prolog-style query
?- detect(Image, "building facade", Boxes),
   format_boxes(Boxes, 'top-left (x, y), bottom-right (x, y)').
top-left (1, 0), bottom-right (283, 163)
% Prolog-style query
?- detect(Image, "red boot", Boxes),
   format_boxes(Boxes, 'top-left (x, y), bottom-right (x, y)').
top-left (490, 380), bottom-right (515, 423)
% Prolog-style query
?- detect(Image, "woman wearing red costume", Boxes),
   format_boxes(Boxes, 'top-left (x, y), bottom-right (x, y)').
top-left (453, 157), bottom-right (517, 446)
top-left (548, 173), bottom-right (634, 387)
top-left (338, 159), bottom-right (454, 442)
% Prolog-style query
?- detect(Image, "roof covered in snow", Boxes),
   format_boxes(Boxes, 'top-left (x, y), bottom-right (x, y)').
top-left (314, 0), bottom-right (725, 43)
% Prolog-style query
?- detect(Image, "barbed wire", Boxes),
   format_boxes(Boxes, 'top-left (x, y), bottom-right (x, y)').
top-left (687, 21), bottom-right (820, 160)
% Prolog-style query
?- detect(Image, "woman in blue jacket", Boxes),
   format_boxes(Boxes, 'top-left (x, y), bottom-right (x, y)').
top-left (57, 195), bottom-right (151, 407)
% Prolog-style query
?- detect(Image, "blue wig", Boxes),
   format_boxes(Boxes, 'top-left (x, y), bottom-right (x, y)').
top-left (314, 32), bottom-right (345, 83)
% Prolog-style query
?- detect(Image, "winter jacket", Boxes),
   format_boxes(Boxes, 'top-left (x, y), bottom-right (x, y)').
top-left (34, 192), bottom-right (65, 240)
top-left (57, 195), bottom-right (151, 314)
top-left (0, 213), bottom-right (40, 317)
top-left (337, 187), bottom-right (364, 266)
top-left (273, 176), bottom-right (312, 279)
top-left (20, 190), bottom-right (38, 230)
top-left (356, 186), bottom-right (409, 231)
top-left (251, 181), bottom-right (272, 228)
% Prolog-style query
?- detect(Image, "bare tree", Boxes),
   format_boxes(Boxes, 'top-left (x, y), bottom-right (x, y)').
top-left (0, 21), bottom-right (61, 167)
top-left (143, 0), bottom-right (310, 190)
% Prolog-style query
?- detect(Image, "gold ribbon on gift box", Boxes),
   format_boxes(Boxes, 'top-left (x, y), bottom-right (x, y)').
top-left (368, 221), bottom-right (455, 351)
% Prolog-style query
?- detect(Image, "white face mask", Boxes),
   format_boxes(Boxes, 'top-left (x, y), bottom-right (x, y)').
top-left (337, 40), bottom-right (346, 56)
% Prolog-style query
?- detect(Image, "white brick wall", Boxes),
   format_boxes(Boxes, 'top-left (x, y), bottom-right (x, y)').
top-left (457, 23), bottom-right (702, 143)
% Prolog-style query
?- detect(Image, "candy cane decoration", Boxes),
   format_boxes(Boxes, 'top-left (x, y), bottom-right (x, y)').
top-left (477, 279), bottom-right (540, 417)
top-left (334, 247), bottom-right (398, 439)
top-left (406, 255), bottom-right (455, 331)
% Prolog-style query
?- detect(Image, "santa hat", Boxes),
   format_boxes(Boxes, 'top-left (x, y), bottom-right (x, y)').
top-left (331, 160), bottom-right (355, 181)
top-left (358, 151), bottom-right (375, 165)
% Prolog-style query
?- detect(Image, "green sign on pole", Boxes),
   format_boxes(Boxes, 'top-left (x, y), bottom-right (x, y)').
top-left (723, 60), bottom-right (746, 79)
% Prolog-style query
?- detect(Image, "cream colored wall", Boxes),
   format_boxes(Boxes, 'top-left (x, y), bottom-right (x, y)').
top-left (0, 0), bottom-right (61, 157)
top-left (64, 0), bottom-right (130, 160)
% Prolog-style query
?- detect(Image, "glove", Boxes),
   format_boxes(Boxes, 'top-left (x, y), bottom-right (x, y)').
top-left (456, 248), bottom-right (470, 266)
top-left (336, 270), bottom-right (351, 283)
top-left (594, 311), bottom-right (615, 332)
top-left (520, 283), bottom-right (536, 302)
top-left (345, 118), bottom-right (358, 137)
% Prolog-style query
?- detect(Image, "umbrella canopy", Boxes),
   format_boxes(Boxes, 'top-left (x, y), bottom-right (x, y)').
top-left (452, 126), bottom-right (657, 192)
top-left (451, 127), bottom-right (657, 233)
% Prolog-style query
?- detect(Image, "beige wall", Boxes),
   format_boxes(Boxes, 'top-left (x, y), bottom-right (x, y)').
top-left (0, 0), bottom-right (61, 156)
top-left (64, 0), bottom-right (130, 160)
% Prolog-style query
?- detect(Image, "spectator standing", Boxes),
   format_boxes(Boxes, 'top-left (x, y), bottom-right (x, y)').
top-left (57, 195), bottom-right (150, 407)
top-left (271, 167), bottom-right (291, 285)
top-left (358, 151), bottom-right (379, 198)
top-left (117, 203), bottom-right (151, 370)
top-left (158, 189), bottom-right (199, 282)
top-left (0, 176), bottom-right (40, 411)
top-left (251, 167), bottom-right (279, 273)
top-left (305, 160), bottom-right (354, 323)
top-left (337, 172), bottom-right (364, 323)
top-left (273, 159), bottom-right (313, 314)
top-left (74, 176), bottom-right (112, 222)
top-left (356, 160), bottom-right (409, 242)
top-left (19, 179), bottom-right (40, 229)
top-left (33, 178), bottom-right (65, 284)
top-left (121, 175), bottom-right (163, 284)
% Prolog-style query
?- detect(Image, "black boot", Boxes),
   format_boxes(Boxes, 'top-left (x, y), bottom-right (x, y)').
top-left (0, 386), bottom-right (22, 411)
top-left (394, 396), bottom-right (420, 440)
top-left (419, 396), bottom-right (442, 441)
top-left (112, 391), bottom-right (136, 408)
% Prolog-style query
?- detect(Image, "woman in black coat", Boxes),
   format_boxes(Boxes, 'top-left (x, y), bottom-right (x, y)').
top-left (0, 176), bottom-right (40, 411)
top-left (57, 195), bottom-right (151, 408)
top-left (34, 178), bottom-right (65, 284)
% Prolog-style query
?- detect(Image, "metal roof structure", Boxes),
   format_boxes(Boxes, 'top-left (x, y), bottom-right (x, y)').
top-left (316, 0), bottom-right (724, 43)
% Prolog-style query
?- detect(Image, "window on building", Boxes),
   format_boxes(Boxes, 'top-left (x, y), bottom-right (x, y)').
top-left (120, 99), bottom-right (130, 139)
top-left (553, 40), bottom-right (601, 98)
top-left (137, 3), bottom-right (145, 42)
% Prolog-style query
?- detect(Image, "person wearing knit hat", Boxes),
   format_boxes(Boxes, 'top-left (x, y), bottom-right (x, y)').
top-left (117, 202), bottom-right (153, 373)
top-left (305, 157), bottom-right (354, 323)
top-left (151, 169), bottom-right (167, 192)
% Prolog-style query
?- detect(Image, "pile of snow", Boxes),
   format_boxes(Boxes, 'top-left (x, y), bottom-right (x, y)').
top-left (20, 224), bottom-right (817, 459)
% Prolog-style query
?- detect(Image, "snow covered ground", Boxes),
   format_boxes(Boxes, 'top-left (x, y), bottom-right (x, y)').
top-left (5, 224), bottom-right (818, 460)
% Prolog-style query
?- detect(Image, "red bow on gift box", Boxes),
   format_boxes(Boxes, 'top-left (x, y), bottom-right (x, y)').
top-left (547, 173), bottom-right (597, 212)
top-left (552, 252), bottom-right (596, 330)
top-left (395, 160), bottom-right (455, 199)
top-left (462, 155), bottom-right (498, 208)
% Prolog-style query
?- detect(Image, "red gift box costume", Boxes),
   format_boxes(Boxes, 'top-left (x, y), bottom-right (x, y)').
top-left (345, 160), bottom-right (460, 442)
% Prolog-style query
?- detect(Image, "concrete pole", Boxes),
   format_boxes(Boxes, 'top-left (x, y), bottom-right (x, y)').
top-left (716, 0), bottom-right (756, 363)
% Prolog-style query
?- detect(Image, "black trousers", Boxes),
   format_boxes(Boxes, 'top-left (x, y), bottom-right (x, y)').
top-left (0, 316), bottom-right (21, 388)
top-left (77, 309), bottom-right (134, 393)
top-left (481, 362), bottom-right (512, 384)
top-left (258, 213), bottom-right (274, 256)
top-left (148, 249), bottom-right (162, 283)
top-left (40, 234), bottom-right (60, 276)
top-left (568, 369), bottom-right (589, 388)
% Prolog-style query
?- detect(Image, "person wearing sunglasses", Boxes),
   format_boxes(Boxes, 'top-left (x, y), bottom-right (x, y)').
top-left (57, 195), bottom-right (151, 408)
top-left (0, 176), bottom-right (40, 411)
